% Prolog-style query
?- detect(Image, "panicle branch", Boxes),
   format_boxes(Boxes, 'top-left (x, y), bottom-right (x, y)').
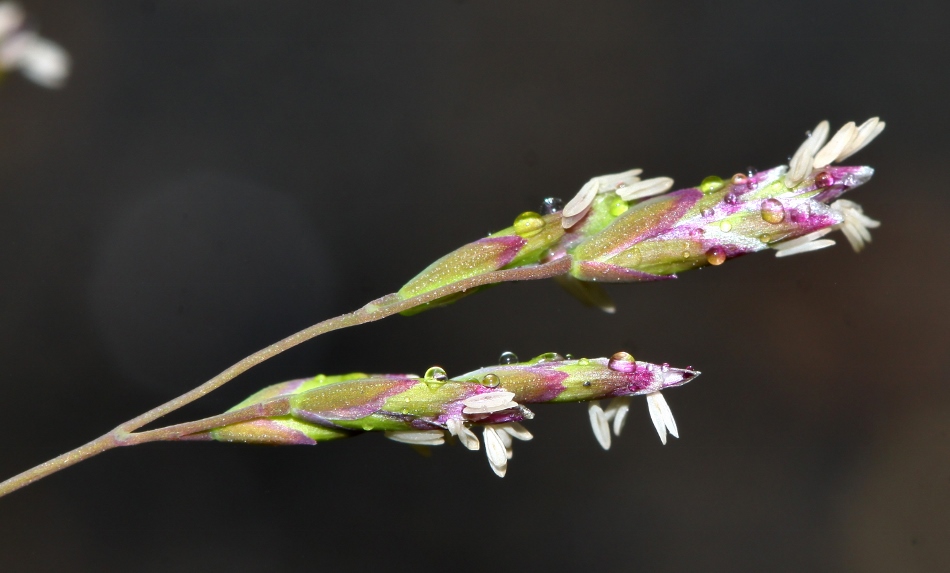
top-left (0, 118), bottom-right (882, 497)
top-left (189, 351), bottom-right (700, 477)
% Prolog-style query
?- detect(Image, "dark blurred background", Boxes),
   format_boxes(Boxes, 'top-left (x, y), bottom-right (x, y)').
top-left (0, 1), bottom-right (947, 571)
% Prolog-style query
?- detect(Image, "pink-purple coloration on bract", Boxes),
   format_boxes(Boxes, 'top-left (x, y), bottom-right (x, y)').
top-left (0, 119), bottom-right (886, 497)
top-left (196, 352), bottom-right (699, 477)
top-left (396, 119), bottom-right (882, 314)
top-left (196, 119), bottom-right (882, 477)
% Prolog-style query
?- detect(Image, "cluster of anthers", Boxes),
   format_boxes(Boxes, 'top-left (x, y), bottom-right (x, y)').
top-left (776, 118), bottom-right (884, 256)
top-left (559, 119), bottom-right (883, 260)
top-left (561, 169), bottom-right (675, 228)
top-left (0, 2), bottom-right (69, 88)
top-left (387, 386), bottom-right (681, 477)
top-left (586, 392), bottom-right (677, 451)
top-left (385, 391), bottom-right (535, 477)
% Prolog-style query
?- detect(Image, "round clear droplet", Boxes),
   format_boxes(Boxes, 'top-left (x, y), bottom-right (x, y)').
top-left (815, 171), bottom-right (835, 188)
top-left (513, 211), bottom-right (545, 238)
top-left (531, 352), bottom-right (564, 364)
top-left (481, 373), bottom-right (500, 388)
top-left (424, 366), bottom-right (448, 382)
top-left (540, 197), bottom-right (564, 215)
top-left (700, 175), bottom-right (724, 194)
top-left (498, 351), bottom-right (519, 365)
top-left (608, 351), bottom-right (637, 373)
top-left (760, 198), bottom-right (785, 224)
top-left (705, 246), bottom-right (726, 265)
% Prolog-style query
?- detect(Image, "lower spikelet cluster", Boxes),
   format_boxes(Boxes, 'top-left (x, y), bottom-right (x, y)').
top-left (200, 352), bottom-right (700, 478)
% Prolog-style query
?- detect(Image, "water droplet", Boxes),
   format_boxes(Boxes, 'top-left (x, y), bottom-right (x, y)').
top-left (583, 381), bottom-right (592, 387)
top-left (760, 198), bottom-right (785, 224)
top-left (401, 409), bottom-right (409, 415)
top-left (608, 351), bottom-right (637, 373)
top-left (532, 352), bottom-right (564, 363)
top-left (705, 246), bottom-right (726, 265)
top-left (689, 227), bottom-right (705, 238)
top-left (481, 373), bottom-right (500, 388)
top-left (814, 171), bottom-right (835, 188)
top-left (661, 363), bottom-right (670, 372)
top-left (701, 207), bottom-right (714, 218)
top-left (578, 358), bottom-right (590, 366)
top-left (608, 196), bottom-right (629, 217)
top-left (363, 424), bottom-right (373, 431)
top-left (541, 246), bottom-right (566, 264)
top-left (499, 351), bottom-right (519, 365)
top-left (720, 221), bottom-right (732, 232)
top-left (747, 166), bottom-right (758, 177)
top-left (626, 247), bottom-right (643, 267)
top-left (725, 192), bottom-right (738, 205)
top-left (615, 182), bottom-right (627, 190)
top-left (540, 197), bottom-right (564, 215)
top-left (731, 173), bottom-right (748, 185)
top-left (700, 175), bottom-right (724, 194)
top-left (682, 251), bottom-right (690, 259)
top-left (424, 366), bottom-right (448, 382)
top-left (564, 353), bottom-right (574, 360)
top-left (513, 211), bottom-right (545, 238)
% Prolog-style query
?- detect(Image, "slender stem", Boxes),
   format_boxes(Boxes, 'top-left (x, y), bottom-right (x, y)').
top-left (0, 257), bottom-right (572, 499)
top-left (0, 399), bottom-right (293, 498)
top-left (121, 398), bottom-right (292, 445)
top-left (0, 433), bottom-right (119, 498)
top-left (116, 257), bottom-right (571, 434)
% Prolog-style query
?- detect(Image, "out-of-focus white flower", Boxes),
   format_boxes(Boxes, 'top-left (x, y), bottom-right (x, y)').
top-left (0, 2), bottom-right (70, 88)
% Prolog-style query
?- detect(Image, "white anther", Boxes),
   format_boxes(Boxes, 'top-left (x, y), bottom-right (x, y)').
top-left (462, 391), bottom-right (518, 415)
top-left (588, 401), bottom-right (611, 450)
top-left (447, 419), bottom-right (480, 450)
top-left (614, 177), bottom-right (674, 202)
top-left (772, 228), bottom-right (836, 258)
top-left (483, 426), bottom-right (509, 477)
top-left (831, 199), bottom-right (881, 252)
top-left (785, 121), bottom-right (829, 187)
top-left (813, 122), bottom-right (857, 169)
top-left (646, 392), bottom-right (678, 445)
top-left (604, 397), bottom-right (632, 437)
top-left (385, 430), bottom-right (446, 446)
top-left (836, 118), bottom-right (885, 162)
top-left (562, 168), bottom-right (642, 228)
